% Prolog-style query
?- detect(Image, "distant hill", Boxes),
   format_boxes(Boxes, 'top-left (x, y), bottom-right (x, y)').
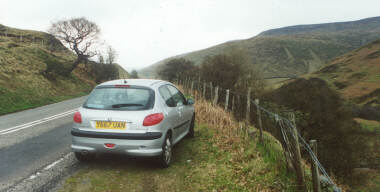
top-left (0, 24), bottom-right (127, 114)
top-left (308, 39), bottom-right (380, 106)
top-left (139, 16), bottom-right (380, 79)
top-left (260, 16), bottom-right (380, 36)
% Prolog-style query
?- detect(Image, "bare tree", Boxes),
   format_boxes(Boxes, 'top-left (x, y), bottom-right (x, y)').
top-left (106, 46), bottom-right (117, 64)
top-left (48, 17), bottom-right (100, 74)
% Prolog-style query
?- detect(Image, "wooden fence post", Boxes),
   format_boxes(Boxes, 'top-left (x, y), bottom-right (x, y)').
top-left (255, 99), bottom-right (264, 143)
top-left (246, 88), bottom-right (251, 124)
top-left (237, 95), bottom-right (240, 118)
top-left (310, 140), bottom-right (321, 192)
top-left (225, 89), bottom-right (229, 111)
top-left (209, 82), bottom-right (213, 100)
top-left (213, 86), bottom-right (219, 106)
top-left (197, 77), bottom-right (201, 93)
top-left (289, 112), bottom-right (307, 192)
top-left (191, 80), bottom-right (194, 96)
top-left (203, 82), bottom-right (206, 98)
top-left (231, 95), bottom-right (235, 112)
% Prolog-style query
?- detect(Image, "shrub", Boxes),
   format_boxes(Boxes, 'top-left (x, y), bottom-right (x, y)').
top-left (355, 104), bottom-right (380, 121)
top-left (38, 49), bottom-right (68, 79)
top-left (200, 50), bottom-right (265, 98)
top-left (264, 78), bottom-right (367, 176)
top-left (158, 58), bottom-right (197, 81)
top-left (7, 42), bottom-right (20, 48)
top-left (89, 62), bottom-right (119, 83)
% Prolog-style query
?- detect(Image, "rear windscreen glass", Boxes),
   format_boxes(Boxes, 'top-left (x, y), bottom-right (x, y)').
top-left (83, 86), bottom-right (154, 110)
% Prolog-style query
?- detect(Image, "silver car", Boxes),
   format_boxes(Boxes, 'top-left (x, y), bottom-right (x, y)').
top-left (71, 79), bottom-right (195, 167)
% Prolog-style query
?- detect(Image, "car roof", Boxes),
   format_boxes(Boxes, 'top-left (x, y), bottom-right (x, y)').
top-left (98, 79), bottom-right (168, 87)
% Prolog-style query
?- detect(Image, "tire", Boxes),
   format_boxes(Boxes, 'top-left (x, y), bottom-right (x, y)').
top-left (158, 134), bottom-right (172, 168)
top-left (74, 152), bottom-right (95, 162)
top-left (186, 114), bottom-right (195, 138)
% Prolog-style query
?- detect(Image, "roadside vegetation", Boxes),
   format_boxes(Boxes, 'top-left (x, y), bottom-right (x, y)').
top-left (59, 98), bottom-right (297, 192)
top-left (0, 79), bottom-right (89, 115)
top-left (157, 41), bottom-right (380, 190)
top-left (263, 78), bottom-right (364, 177)
top-left (158, 47), bottom-right (265, 98)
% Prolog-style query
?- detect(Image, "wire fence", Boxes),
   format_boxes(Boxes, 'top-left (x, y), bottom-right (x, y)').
top-left (0, 30), bottom-right (49, 47)
top-left (177, 78), bottom-right (341, 192)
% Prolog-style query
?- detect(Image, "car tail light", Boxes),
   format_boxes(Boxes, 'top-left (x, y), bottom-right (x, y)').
top-left (73, 112), bottom-right (82, 124)
top-left (143, 113), bottom-right (164, 126)
top-left (104, 143), bottom-right (115, 148)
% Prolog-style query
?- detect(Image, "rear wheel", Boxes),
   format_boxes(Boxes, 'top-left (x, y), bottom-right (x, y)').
top-left (74, 152), bottom-right (95, 162)
top-left (158, 134), bottom-right (172, 168)
top-left (186, 114), bottom-right (195, 138)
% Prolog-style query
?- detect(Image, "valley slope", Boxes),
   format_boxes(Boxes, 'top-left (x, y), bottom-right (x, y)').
top-left (308, 39), bottom-right (380, 106)
top-left (140, 16), bottom-right (380, 79)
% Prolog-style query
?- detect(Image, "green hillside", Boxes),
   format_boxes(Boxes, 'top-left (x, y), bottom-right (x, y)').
top-left (0, 24), bottom-right (127, 115)
top-left (308, 39), bottom-right (380, 106)
top-left (140, 16), bottom-right (380, 79)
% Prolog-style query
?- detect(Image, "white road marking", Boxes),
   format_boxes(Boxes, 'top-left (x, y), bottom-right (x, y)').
top-left (0, 109), bottom-right (77, 135)
top-left (28, 172), bottom-right (41, 180)
top-left (43, 157), bottom-right (64, 170)
top-left (28, 153), bottom-right (72, 181)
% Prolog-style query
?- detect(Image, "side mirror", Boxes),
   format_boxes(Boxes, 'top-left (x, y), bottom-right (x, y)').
top-left (166, 99), bottom-right (176, 107)
top-left (187, 98), bottom-right (195, 105)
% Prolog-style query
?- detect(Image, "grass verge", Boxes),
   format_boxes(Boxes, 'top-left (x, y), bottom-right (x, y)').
top-left (59, 99), bottom-right (296, 192)
top-left (0, 85), bottom-right (88, 115)
top-left (0, 73), bottom-right (92, 115)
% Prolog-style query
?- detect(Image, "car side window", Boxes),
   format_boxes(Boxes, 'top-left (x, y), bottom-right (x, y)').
top-left (158, 85), bottom-right (176, 107)
top-left (167, 85), bottom-right (186, 106)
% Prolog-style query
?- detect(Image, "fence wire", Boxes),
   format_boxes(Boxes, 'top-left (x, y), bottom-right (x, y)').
top-left (178, 79), bottom-right (341, 192)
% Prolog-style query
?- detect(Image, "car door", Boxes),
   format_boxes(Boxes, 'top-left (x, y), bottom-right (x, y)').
top-left (166, 85), bottom-right (189, 137)
top-left (158, 85), bottom-right (182, 139)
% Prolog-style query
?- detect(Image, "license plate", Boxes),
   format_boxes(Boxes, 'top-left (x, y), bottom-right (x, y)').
top-left (96, 121), bottom-right (126, 130)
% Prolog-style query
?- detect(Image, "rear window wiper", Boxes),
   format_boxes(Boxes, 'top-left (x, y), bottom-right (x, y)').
top-left (111, 103), bottom-right (144, 108)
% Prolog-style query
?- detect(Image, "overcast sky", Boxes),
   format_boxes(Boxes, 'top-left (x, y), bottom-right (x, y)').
top-left (1, 0), bottom-right (379, 71)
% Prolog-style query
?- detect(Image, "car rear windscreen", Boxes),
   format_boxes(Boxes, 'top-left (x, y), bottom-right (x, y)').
top-left (83, 86), bottom-right (154, 110)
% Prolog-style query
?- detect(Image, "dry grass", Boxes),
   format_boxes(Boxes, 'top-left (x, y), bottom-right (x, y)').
top-left (59, 88), bottom-right (297, 192)
top-left (195, 98), bottom-right (242, 143)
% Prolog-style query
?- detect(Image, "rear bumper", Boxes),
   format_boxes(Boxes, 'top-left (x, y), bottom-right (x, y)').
top-left (71, 129), bottom-right (162, 140)
top-left (71, 129), bottom-right (164, 157)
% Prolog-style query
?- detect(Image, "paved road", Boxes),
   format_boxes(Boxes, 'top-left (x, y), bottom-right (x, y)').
top-left (0, 96), bottom-right (87, 191)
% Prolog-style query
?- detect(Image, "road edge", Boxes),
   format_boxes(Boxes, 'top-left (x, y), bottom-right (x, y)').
top-left (5, 153), bottom-right (80, 192)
